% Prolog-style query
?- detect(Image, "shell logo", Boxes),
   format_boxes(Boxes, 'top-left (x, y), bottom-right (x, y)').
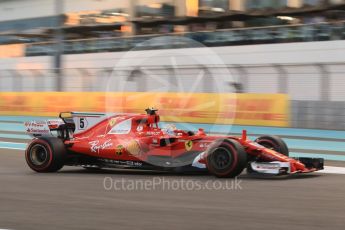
top-left (126, 140), bottom-right (141, 156)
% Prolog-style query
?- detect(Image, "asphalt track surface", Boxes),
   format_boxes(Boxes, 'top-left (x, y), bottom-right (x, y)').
top-left (1, 149), bottom-right (345, 230)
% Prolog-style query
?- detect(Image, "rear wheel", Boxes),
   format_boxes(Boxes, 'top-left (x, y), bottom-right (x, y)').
top-left (206, 139), bottom-right (247, 178)
top-left (25, 137), bottom-right (66, 172)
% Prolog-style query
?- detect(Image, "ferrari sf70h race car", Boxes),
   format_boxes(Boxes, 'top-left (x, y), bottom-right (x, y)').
top-left (24, 108), bottom-right (324, 177)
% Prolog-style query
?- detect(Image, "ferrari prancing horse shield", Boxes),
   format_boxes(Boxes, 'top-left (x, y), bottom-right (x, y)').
top-left (185, 140), bottom-right (193, 151)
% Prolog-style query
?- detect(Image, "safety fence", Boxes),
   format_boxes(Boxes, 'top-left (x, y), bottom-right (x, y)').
top-left (1, 61), bottom-right (345, 129)
top-left (1, 63), bottom-right (344, 101)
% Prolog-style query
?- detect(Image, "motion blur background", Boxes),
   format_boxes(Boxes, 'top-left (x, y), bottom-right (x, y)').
top-left (0, 0), bottom-right (344, 129)
top-left (1, 3), bottom-right (345, 230)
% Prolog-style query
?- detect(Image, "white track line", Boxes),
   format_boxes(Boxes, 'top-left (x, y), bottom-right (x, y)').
top-left (0, 147), bottom-right (25, 150)
top-left (317, 166), bottom-right (345, 175)
top-left (0, 141), bottom-right (27, 144)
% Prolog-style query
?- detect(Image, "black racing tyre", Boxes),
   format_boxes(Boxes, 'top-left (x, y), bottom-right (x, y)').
top-left (206, 139), bottom-right (247, 178)
top-left (25, 137), bottom-right (66, 172)
top-left (255, 135), bottom-right (289, 156)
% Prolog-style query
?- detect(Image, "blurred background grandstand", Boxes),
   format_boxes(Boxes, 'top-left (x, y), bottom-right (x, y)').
top-left (0, 0), bottom-right (344, 55)
top-left (0, 0), bottom-right (345, 129)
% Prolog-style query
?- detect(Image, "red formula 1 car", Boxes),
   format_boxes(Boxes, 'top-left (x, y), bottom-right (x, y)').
top-left (24, 108), bottom-right (323, 177)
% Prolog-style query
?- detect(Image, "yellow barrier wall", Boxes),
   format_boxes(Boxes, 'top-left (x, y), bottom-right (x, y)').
top-left (0, 44), bottom-right (25, 58)
top-left (0, 92), bottom-right (289, 127)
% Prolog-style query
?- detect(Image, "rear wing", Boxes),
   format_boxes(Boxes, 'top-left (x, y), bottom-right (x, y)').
top-left (25, 119), bottom-right (65, 137)
top-left (59, 112), bottom-right (108, 134)
top-left (25, 112), bottom-right (109, 138)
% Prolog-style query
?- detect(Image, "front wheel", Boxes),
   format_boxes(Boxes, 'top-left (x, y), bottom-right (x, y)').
top-left (247, 136), bottom-right (289, 174)
top-left (206, 139), bottom-right (247, 178)
top-left (25, 137), bottom-right (66, 172)
top-left (255, 135), bottom-right (289, 156)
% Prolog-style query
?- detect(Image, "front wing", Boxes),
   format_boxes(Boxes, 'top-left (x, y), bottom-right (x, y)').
top-left (248, 158), bottom-right (324, 175)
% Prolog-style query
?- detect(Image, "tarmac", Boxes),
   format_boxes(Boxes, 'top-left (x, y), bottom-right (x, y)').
top-left (0, 148), bottom-right (345, 230)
